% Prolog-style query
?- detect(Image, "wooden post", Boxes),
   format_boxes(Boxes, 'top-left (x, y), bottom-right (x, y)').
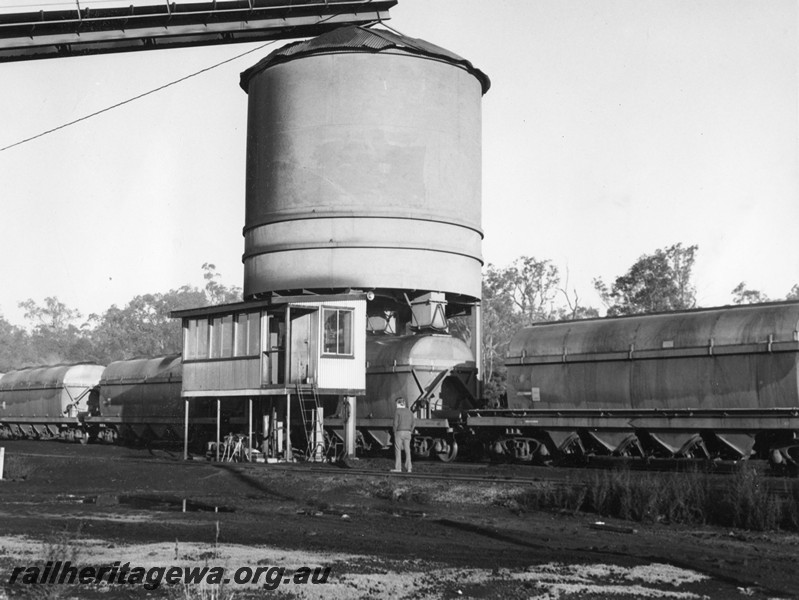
top-left (183, 398), bottom-right (189, 461)
top-left (215, 398), bottom-right (221, 462)
top-left (0, 447), bottom-right (4, 480)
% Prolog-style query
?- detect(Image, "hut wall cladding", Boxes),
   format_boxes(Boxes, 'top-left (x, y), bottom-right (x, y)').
top-left (292, 298), bottom-right (366, 392)
top-left (182, 358), bottom-right (261, 395)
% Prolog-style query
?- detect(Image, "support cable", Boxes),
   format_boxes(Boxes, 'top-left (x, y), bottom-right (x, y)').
top-left (0, 38), bottom-right (277, 153)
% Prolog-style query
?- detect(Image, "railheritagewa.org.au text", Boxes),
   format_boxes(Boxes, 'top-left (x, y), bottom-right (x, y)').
top-left (8, 561), bottom-right (332, 591)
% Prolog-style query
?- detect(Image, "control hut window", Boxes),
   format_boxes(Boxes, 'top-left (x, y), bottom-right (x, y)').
top-left (184, 318), bottom-right (209, 360)
top-left (323, 308), bottom-right (353, 356)
top-left (234, 312), bottom-right (262, 357)
top-left (210, 316), bottom-right (234, 359)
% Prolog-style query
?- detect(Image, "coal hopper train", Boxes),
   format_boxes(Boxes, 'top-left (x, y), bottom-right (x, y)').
top-left (0, 334), bottom-right (479, 459)
top-left (468, 301), bottom-right (799, 471)
top-left (1, 301), bottom-right (799, 473)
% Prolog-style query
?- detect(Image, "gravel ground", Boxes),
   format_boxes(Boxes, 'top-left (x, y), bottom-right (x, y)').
top-left (0, 440), bottom-right (797, 599)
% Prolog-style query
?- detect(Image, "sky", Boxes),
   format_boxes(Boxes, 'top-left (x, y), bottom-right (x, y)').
top-left (0, 0), bottom-right (797, 327)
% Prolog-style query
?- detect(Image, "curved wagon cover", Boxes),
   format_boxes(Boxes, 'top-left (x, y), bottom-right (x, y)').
top-left (0, 364), bottom-right (104, 418)
top-left (98, 355), bottom-right (183, 420)
top-left (506, 302), bottom-right (799, 411)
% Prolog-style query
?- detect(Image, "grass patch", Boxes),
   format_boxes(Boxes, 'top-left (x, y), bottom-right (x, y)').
top-left (512, 466), bottom-right (799, 532)
top-left (369, 480), bottom-right (432, 504)
top-left (2, 454), bottom-right (36, 481)
top-left (168, 582), bottom-right (236, 600)
top-left (41, 523), bottom-right (84, 564)
top-left (15, 525), bottom-right (86, 599)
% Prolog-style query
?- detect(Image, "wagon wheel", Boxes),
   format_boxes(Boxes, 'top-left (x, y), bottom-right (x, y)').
top-left (435, 437), bottom-right (459, 463)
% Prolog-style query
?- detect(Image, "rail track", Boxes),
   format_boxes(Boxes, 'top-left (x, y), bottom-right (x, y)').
top-left (272, 463), bottom-right (550, 486)
top-left (3, 439), bottom-right (797, 500)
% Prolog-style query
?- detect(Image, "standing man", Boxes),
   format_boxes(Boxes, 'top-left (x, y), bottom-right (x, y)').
top-left (392, 397), bottom-right (415, 473)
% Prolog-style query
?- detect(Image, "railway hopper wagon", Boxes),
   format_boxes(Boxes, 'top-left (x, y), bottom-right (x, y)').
top-left (470, 302), bottom-right (799, 469)
top-left (86, 355), bottom-right (220, 444)
top-left (0, 363), bottom-right (104, 442)
top-left (326, 333), bottom-right (479, 461)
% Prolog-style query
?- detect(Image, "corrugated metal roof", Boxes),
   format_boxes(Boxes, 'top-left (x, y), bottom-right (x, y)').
top-left (0, 364), bottom-right (104, 390)
top-left (240, 25), bottom-right (490, 93)
top-left (100, 355), bottom-right (182, 385)
top-left (509, 301), bottom-right (799, 358)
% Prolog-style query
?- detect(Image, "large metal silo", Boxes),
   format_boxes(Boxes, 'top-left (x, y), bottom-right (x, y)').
top-left (239, 26), bottom-right (490, 303)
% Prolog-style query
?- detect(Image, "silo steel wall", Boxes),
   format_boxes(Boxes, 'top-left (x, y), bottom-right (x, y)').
top-left (243, 51), bottom-right (483, 299)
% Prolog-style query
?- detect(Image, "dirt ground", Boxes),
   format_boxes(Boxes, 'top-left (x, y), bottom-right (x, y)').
top-left (0, 440), bottom-right (797, 599)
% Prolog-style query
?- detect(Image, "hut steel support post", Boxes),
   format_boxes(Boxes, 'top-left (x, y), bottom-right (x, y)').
top-left (344, 395), bottom-right (356, 458)
top-left (284, 305), bottom-right (292, 462)
top-left (271, 404), bottom-right (277, 457)
top-left (313, 406), bottom-right (324, 461)
top-left (216, 398), bottom-right (221, 462)
top-left (248, 398), bottom-right (253, 461)
top-left (286, 392), bottom-right (292, 460)
top-left (183, 398), bottom-right (189, 461)
top-left (472, 302), bottom-right (483, 399)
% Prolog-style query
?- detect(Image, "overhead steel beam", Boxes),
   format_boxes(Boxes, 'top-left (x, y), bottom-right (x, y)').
top-left (0, 0), bottom-right (397, 62)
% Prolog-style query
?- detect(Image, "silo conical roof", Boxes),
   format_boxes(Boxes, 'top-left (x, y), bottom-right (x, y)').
top-left (240, 25), bottom-right (490, 93)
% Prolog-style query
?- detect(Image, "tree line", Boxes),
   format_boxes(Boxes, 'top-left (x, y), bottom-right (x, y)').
top-left (0, 264), bottom-right (241, 372)
top-left (473, 243), bottom-right (799, 403)
top-left (1, 247), bottom-right (796, 403)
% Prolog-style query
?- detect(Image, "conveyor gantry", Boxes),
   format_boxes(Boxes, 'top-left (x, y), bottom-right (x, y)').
top-left (0, 0), bottom-right (396, 62)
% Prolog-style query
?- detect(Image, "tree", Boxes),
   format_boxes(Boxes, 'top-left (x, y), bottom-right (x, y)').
top-left (487, 256), bottom-right (562, 323)
top-left (448, 256), bottom-right (601, 405)
top-left (1, 263), bottom-right (240, 367)
top-left (730, 283), bottom-right (799, 304)
top-left (479, 269), bottom-right (524, 404)
top-left (556, 268), bottom-right (600, 321)
top-left (0, 314), bottom-right (34, 371)
top-left (17, 297), bottom-right (90, 365)
top-left (594, 243), bottom-right (698, 316)
top-left (202, 263), bottom-right (242, 305)
top-left (477, 257), bottom-right (590, 405)
top-left (88, 262), bottom-right (241, 362)
top-left (19, 297), bottom-right (82, 331)
top-left (89, 286), bottom-right (207, 362)
top-left (731, 282), bottom-right (770, 305)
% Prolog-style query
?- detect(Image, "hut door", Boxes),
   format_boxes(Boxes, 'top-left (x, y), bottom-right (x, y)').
top-left (262, 315), bottom-right (285, 386)
top-left (289, 309), bottom-right (318, 384)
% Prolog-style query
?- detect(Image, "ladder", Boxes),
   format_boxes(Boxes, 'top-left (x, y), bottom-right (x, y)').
top-left (295, 383), bottom-right (323, 461)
